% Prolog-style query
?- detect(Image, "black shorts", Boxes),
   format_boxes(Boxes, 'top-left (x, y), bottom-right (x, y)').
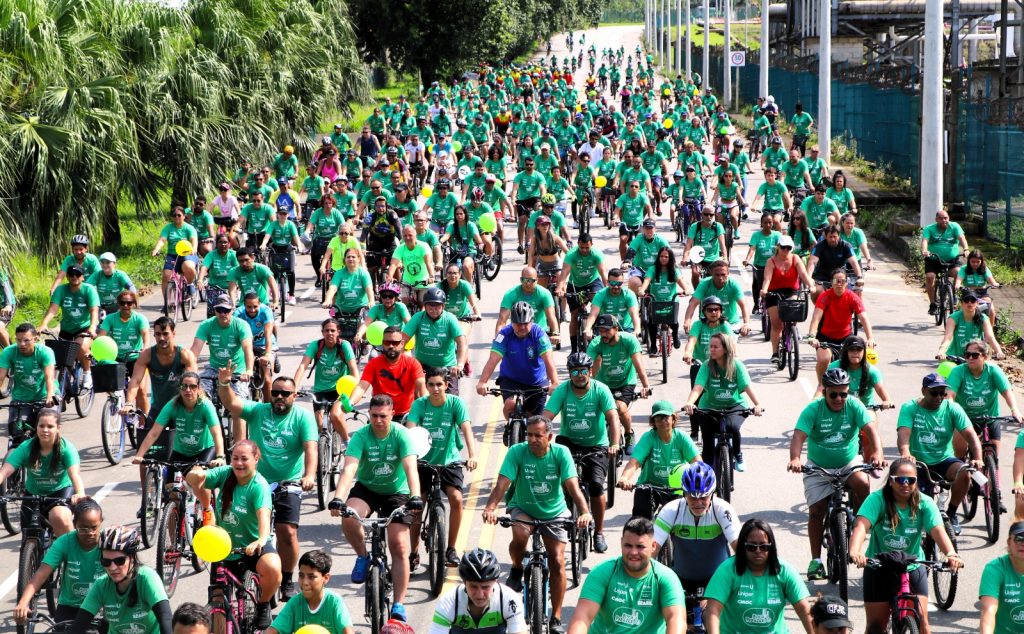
top-left (566, 280), bottom-right (604, 312)
top-left (348, 481), bottom-right (411, 523)
top-left (496, 376), bottom-right (548, 416)
top-left (170, 447), bottom-right (217, 464)
top-left (58, 328), bottom-right (87, 341)
top-left (862, 563), bottom-right (928, 602)
top-left (210, 539), bottom-right (278, 582)
top-left (516, 197), bottom-right (539, 216)
top-left (764, 288), bottom-right (796, 309)
top-left (417, 463), bottom-right (465, 494)
top-left (22, 486), bottom-right (72, 527)
top-left (555, 436), bottom-right (608, 497)
top-left (619, 223), bottom-right (640, 237)
top-left (814, 332), bottom-right (848, 349)
top-left (632, 486), bottom-right (678, 521)
top-left (925, 256), bottom-right (962, 275)
top-left (610, 384), bottom-right (636, 405)
top-left (917, 457), bottom-right (964, 497)
top-left (680, 577), bottom-right (712, 598)
top-left (272, 485), bottom-right (302, 526)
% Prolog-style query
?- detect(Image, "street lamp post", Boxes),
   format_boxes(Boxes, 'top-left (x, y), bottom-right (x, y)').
top-left (724, 0), bottom-right (732, 108)
top-left (818, 0), bottom-right (831, 161)
top-left (920, 0), bottom-right (944, 224)
top-left (703, 0), bottom-right (710, 86)
top-left (760, 0), bottom-right (769, 97)
top-left (686, 0), bottom-right (693, 79)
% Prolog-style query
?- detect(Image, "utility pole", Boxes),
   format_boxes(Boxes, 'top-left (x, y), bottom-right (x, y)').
top-left (686, 0), bottom-right (693, 79)
top-left (703, 0), bottom-right (710, 86)
top-left (760, 0), bottom-right (769, 97)
top-left (677, 0), bottom-right (683, 72)
top-left (724, 0), bottom-right (732, 108)
top-left (920, 0), bottom-right (944, 224)
top-left (818, 0), bottom-right (831, 161)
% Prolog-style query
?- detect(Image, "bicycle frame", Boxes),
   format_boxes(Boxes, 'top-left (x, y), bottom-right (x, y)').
top-left (343, 507), bottom-right (405, 632)
top-left (208, 553), bottom-right (261, 634)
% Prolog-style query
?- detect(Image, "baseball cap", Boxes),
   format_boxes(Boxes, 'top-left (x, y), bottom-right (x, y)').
top-left (642, 218), bottom-right (656, 228)
top-left (595, 314), bottom-right (620, 330)
top-left (536, 215), bottom-right (552, 225)
top-left (777, 235), bottom-right (795, 248)
top-left (922, 373), bottom-right (948, 389)
top-left (99, 252), bottom-right (117, 263)
top-left (1009, 520), bottom-right (1024, 537)
top-left (484, 174), bottom-right (497, 183)
top-left (650, 400), bottom-right (675, 417)
top-left (214, 296), bottom-right (234, 310)
top-left (811, 596), bottom-right (853, 629)
top-left (67, 265), bottom-right (85, 277)
top-left (960, 289), bottom-right (979, 302)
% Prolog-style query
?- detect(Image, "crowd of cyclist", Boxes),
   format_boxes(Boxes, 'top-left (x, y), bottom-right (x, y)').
top-left (0, 26), bottom-right (1022, 634)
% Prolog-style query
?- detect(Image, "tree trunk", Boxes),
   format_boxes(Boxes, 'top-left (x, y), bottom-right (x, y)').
top-left (101, 203), bottom-right (122, 250)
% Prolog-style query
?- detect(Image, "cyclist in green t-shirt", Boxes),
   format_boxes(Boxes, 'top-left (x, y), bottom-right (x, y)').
top-left (266, 550), bottom-right (354, 634)
top-left (98, 292), bottom-right (150, 415)
top-left (87, 252), bottom-right (137, 314)
top-left (293, 317), bottom-right (359, 443)
top-left (151, 206), bottom-right (200, 304)
top-left (39, 265), bottom-right (100, 388)
top-left (0, 323), bottom-right (58, 425)
top-left (979, 523), bottom-right (1024, 634)
top-left (921, 210), bottom-right (970, 316)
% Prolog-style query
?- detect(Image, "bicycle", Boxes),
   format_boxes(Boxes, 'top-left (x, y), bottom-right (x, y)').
top-left (864, 555), bottom-right (950, 634)
top-left (20, 612), bottom-right (103, 634)
top-left (766, 290), bottom-right (808, 380)
top-left (267, 246), bottom-right (296, 323)
top-left (563, 447), bottom-right (604, 587)
top-left (925, 254), bottom-right (959, 326)
top-left (916, 461), bottom-right (966, 610)
top-left (497, 516), bottom-right (575, 634)
top-left (41, 333), bottom-right (94, 419)
top-left (639, 293), bottom-right (681, 384)
top-left (960, 415), bottom-right (1011, 544)
top-left (208, 376), bottom-right (239, 451)
top-left (486, 387), bottom-right (546, 448)
top-left (340, 506), bottom-right (408, 634)
top-left (563, 289), bottom-right (594, 355)
top-left (801, 463), bottom-right (874, 601)
top-left (2, 494), bottom-right (68, 631)
top-left (0, 401), bottom-right (44, 536)
top-left (208, 548), bottom-right (262, 634)
top-left (477, 239), bottom-right (503, 283)
top-left (673, 197), bottom-right (701, 244)
top-left (95, 363), bottom-right (139, 465)
top-left (306, 394), bottom-right (358, 511)
top-left (138, 448), bottom-right (172, 549)
top-left (632, 483), bottom-right (679, 567)
top-left (418, 459), bottom-right (467, 597)
top-left (163, 255), bottom-right (196, 322)
top-left (330, 307), bottom-right (369, 364)
top-left (144, 457), bottom-right (213, 596)
top-left (688, 408), bottom-right (756, 503)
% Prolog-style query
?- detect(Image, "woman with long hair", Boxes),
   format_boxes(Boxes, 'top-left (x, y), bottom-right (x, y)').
top-left (936, 290), bottom-right (1003, 360)
top-left (816, 336), bottom-right (894, 437)
top-left (979, 520), bottom-right (1024, 632)
top-left (639, 247), bottom-right (688, 350)
top-left (825, 170), bottom-right (857, 215)
top-left (484, 145), bottom-right (508, 186)
top-left (760, 236), bottom-right (815, 364)
top-left (958, 248), bottom-right (1001, 322)
top-left (742, 213), bottom-right (781, 314)
top-left (527, 214), bottom-right (568, 290)
top-left (705, 518), bottom-right (814, 634)
top-left (440, 205), bottom-right (484, 284)
top-left (98, 290), bottom-right (151, 412)
top-left (787, 208), bottom-right (816, 260)
top-left (850, 458), bottom-right (962, 633)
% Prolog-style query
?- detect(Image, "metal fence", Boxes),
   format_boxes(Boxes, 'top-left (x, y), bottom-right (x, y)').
top-left (958, 100), bottom-right (1024, 245)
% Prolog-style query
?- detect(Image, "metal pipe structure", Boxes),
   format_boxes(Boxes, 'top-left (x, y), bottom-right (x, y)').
top-left (919, 0), bottom-right (943, 225)
top-left (760, 0), bottom-right (769, 97)
top-left (724, 0), bottom-right (732, 107)
top-left (703, 0), bottom-right (711, 86)
top-left (818, 0), bottom-right (832, 160)
top-left (678, 0), bottom-right (684, 72)
top-left (686, 0), bottom-right (693, 78)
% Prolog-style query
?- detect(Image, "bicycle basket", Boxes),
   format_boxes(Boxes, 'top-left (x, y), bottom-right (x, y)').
top-left (45, 339), bottom-right (81, 369)
top-left (91, 363), bottom-right (127, 393)
top-left (651, 300), bottom-right (679, 325)
top-left (778, 297), bottom-right (808, 323)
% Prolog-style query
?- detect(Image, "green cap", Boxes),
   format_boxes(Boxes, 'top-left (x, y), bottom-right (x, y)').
top-left (650, 400), bottom-right (675, 418)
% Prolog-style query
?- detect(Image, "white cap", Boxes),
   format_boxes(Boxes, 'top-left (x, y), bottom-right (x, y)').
top-left (99, 252), bottom-right (117, 263)
top-left (766, 95), bottom-right (775, 104)
top-left (777, 235), bottom-right (794, 248)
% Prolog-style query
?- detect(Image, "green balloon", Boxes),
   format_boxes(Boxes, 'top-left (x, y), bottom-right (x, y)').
top-left (718, 126), bottom-right (729, 135)
top-left (478, 212), bottom-right (497, 233)
top-left (92, 336), bottom-right (119, 363)
top-left (452, 141), bottom-right (463, 153)
top-left (936, 360), bottom-right (956, 378)
top-left (667, 463), bottom-right (686, 493)
top-left (366, 321), bottom-right (388, 347)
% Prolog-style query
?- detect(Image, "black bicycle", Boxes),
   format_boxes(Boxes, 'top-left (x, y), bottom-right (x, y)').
top-left (766, 290), bottom-right (808, 380)
top-left (497, 516), bottom-right (575, 634)
top-left (563, 447), bottom-right (605, 587)
top-left (3, 494), bottom-right (68, 633)
top-left (925, 254), bottom-right (959, 326)
top-left (341, 506), bottom-right (408, 634)
top-left (487, 387), bottom-right (547, 448)
top-left (0, 401), bottom-right (44, 535)
top-left (689, 407), bottom-right (756, 503)
top-left (633, 483), bottom-right (679, 567)
top-left (960, 415), bottom-right (1011, 544)
top-left (916, 461), bottom-right (966, 610)
top-left (419, 460), bottom-right (466, 597)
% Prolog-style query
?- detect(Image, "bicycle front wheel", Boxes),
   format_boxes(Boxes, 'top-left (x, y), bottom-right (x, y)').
top-left (828, 509), bottom-right (850, 601)
top-left (140, 468), bottom-right (161, 548)
top-left (606, 452), bottom-right (618, 508)
top-left (786, 325), bottom-right (800, 381)
top-left (180, 284), bottom-right (194, 322)
top-left (1, 469), bottom-right (25, 535)
top-left (156, 501), bottom-right (183, 596)
top-left (101, 398), bottom-right (126, 465)
top-left (927, 519), bottom-right (959, 609)
top-left (714, 441), bottom-right (733, 503)
top-left (896, 615), bottom-right (921, 634)
top-left (316, 433), bottom-right (331, 511)
top-left (367, 565), bottom-right (385, 634)
top-left (427, 502), bottom-right (448, 597)
top-left (74, 371), bottom-right (94, 418)
top-left (983, 452), bottom-right (1001, 543)
top-left (17, 539), bottom-right (43, 622)
top-left (660, 327), bottom-right (671, 384)
top-left (527, 566), bottom-right (545, 634)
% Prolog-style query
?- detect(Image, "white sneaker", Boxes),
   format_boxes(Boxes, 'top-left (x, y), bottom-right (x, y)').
top-left (81, 373), bottom-right (93, 391)
top-left (287, 295), bottom-right (297, 306)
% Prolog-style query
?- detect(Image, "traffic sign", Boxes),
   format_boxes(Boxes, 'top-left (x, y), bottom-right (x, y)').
top-left (730, 51), bottom-right (746, 67)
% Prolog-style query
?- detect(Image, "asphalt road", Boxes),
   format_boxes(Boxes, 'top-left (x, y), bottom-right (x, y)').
top-left (0, 24), bottom-right (1011, 634)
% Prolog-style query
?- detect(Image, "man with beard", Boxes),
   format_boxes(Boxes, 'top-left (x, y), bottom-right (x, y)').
top-left (587, 314), bottom-right (651, 455)
top-left (218, 362), bottom-right (318, 603)
top-left (336, 326), bottom-right (426, 424)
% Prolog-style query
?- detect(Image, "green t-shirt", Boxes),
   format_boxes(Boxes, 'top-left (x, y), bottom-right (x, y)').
top-left (43, 531), bottom-right (103, 608)
top-left (0, 344), bottom-right (54, 402)
top-left (780, 159), bottom-right (809, 190)
top-left (627, 234), bottom-right (670, 271)
top-left (748, 230), bottom-right (782, 267)
top-left (262, 219), bottom-right (299, 248)
top-left (499, 443), bottom-right (576, 520)
top-left (694, 361), bottom-right (750, 410)
top-left (81, 566), bottom-right (168, 634)
top-left (347, 422), bottom-right (415, 495)
top-left (202, 250), bottom-right (239, 289)
top-left (578, 558), bottom-right (685, 634)
top-left (826, 360), bottom-right (881, 407)
top-left (242, 203), bottom-right (274, 232)
top-left (791, 111), bottom-right (814, 135)
top-left (241, 401), bottom-right (318, 482)
top-left (500, 285), bottom-right (555, 327)
top-left (842, 227), bottom-right (868, 260)
top-left (302, 175), bottom-right (326, 201)
top-left (922, 222), bottom-right (965, 262)
top-left (757, 181), bottom-right (788, 211)
top-left (979, 554), bottom-right (1024, 634)
top-left (366, 302), bottom-right (410, 328)
top-left (203, 465), bottom-right (272, 560)
top-left (825, 187), bottom-right (855, 214)
top-left (6, 437), bottom-right (78, 495)
top-left (947, 361), bottom-right (1011, 419)
top-left (896, 399), bottom-right (971, 465)
top-left (426, 192), bottom-right (459, 226)
top-left (158, 222), bottom-right (198, 252)
top-left (592, 287), bottom-right (639, 330)
top-left (85, 270), bottom-right (134, 308)
top-left (309, 208), bottom-right (345, 239)
top-left (687, 222), bottom-right (725, 261)
top-left (858, 487), bottom-right (942, 566)
top-left (407, 394), bottom-right (469, 465)
top-left (692, 277), bottom-right (745, 325)
top-left (303, 339), bottom-right (355, 393)
top-left (513, 171), bottom-right (547, 201)
top-left (632, 429), bottom-right (699, 486)
top-left (687, 321), bottom-right (733, 363)
top-left (806, 158), bottom-right (828, 185)
top-left (959, 266), bottom-right (990, 288)
top-left (800, 196), bottom-right (839, 229)
top-left (59, 253), bottom-right (101, 277)
top-left (329, 267), bottom-right (373, 312)
top-left (444, 221), bottom-right (481, 255)
top-left (156, 398), bottom-right (218, 456)
top-left (545, 380), bottom-right (616, 447)
top-left (527, 209), bottom-right (567, 233)
top-left (186, 210), bottom-right (216, 241)
top-left (270, 591), bottom-right (354, 634)
top-left (645, 267), bottom-right (683, 303)
top-left (466, 202), bottom-right (493, 225)
top-left (50, 283), bottom-right (99, 332)
top-left (761, 147), bottom-right (787, 171)
top-left (947, 309), bottom-right (989, 357)
top-left (564, 247), bottom-right (603, 287)
top-left (194, 316), bottom-right (252, 370)
top-left (587, 332), bottom-right (641, 389)
top-left (228, 264), bottom-right (274, 304)
top-left (402, 310), bottom-right (462, 368)
top-left (100, 311), bottom-right (150, 362)
top-left (705, 558), bottom-right (809, 633)
top-left (393, 241), bottom-right (431, 285)
top-left (795, 397), bottom-right (871, 468)
top-left (615, 192), bottom-right (649, 226)
top-left (438, 279), bottom-right (474, 318)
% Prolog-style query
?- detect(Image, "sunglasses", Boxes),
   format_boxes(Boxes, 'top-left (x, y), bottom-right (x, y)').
top-left (701, 213), bottom-right (714, 218)
top-left (214, 307), bottom-right (233, 314)
top-left (382, 340), bottom-right (403, 347)
top-left (569, 369), bottom-right (588, 377)
top-left (271, 390), bottom-right (294, 398)
top-left (827, 391), bottom-right (849, 400)
top-left (521, 277), bottom-right (537, 283)
top-left (1013, 534), bottom-right (1024, 544)
top-left (744, 543), bottom-right (772, 553)
top-left (118, 301), bottom-right (134, 306)
top-left (180, 383), bottom-right (200, 391)
top-left (779, 245), bottom-right (793, 250)
top-left (609, 281), bottom-right (623, 287)
top-left (339, 232), bottom-right (350, 236)
top-left (964, 351), bottom-right (983, 359)
top-left (890, 475), bottom-right (917, 486)
top-left (101, 556), bottom-right (129, 567)
top-left (929, 389), bottom-right (947, 397)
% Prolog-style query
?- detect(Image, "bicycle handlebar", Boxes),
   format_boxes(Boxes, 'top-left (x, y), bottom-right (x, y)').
top-left (800, 463), bottom-right (876, 480)
top-left (496, 515), bottom-right (575, 530)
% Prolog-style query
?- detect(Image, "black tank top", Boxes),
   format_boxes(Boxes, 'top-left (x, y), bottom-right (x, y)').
top-left (147, 345), bottom-right (184, 419)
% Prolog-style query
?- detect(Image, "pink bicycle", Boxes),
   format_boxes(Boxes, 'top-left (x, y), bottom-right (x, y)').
top-left (866, 553), bottom-right (949, 634)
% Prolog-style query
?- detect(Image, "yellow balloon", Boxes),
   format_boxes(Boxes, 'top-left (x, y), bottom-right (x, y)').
top-left (175, 240), bottom-right (193, 256)
top-left (663, 118), bottom-right (674, 129)
top-left (335, 375), bottom-right (358, 397)
top-left (295, 627), bottom-right (331, 634)
top-left (405, 336), bottom-right (415, 351)
top-left (421, 185), bottom-right (434, 198)
top-left (193, 525), bottom-right (232, 563)
top-left (594, 175), bottom-right (608, 188)
top-left (865, 348), bottom-right (879, 365)
top-left (575, 104), bottom-right (582, 113)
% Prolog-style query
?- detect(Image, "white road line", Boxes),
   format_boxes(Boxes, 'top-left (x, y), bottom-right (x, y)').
top-left (799, 377), bottom-right (815, 398)
top-left (93, 481), bottom-right (119, 503)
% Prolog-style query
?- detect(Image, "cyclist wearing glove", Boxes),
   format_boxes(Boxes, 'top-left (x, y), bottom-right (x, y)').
top-left (619, 401), bottom-right (699, 519)
top-left (329, 394), bottom-right (421, 624)
top-left (187, 441), bottom-right (280, 630)
top-left (543, 353), bottom-right (618, 553)
top-left (429, 548), bottom-right (526, 634)
top-left (266, 549), bottom-right (354, 634)
top-left (787, 368), bottom-right (882, 581)
top-left (568, 517), bottom-right (685, 634)
top-left (0, 323), bottom-right (57, 436)
top-left (39, 263), bottom-right (100, 390)
top-left (215, 363), bottom-right (317, 603)
top-left (482, 415), bottom-right (591, 634)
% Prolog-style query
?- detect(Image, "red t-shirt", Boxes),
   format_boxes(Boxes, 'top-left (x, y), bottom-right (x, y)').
top-left (815, 289), bottom-right (864, 340)
top-left (360, 353), bottom-right (424, 414)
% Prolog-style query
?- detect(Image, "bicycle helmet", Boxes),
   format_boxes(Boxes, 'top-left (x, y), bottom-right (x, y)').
top-left (509, 301), bottom-right (535, 324)
top-left (676, 461), bottom-right (717, 497)
top-left (386, 146), bottom-right (398, 154)
top-left (71, 234), bottom-right (89, 246)
top-left (822, 368), bottom-right (851, 388)
top-left (422, 287), bottom-right (446, 305)
top-left (471, 187), bottom-right (485, 201)
top-left (701, 295), bottom-right (724, 311)
top-left (98, 525), bottom-right (142, 555)
top-left (566, 352), bottom-right (593, 369)
top-left (541, 193), bottom-right (557, 206)
top-left (436, 178), bottom-right (451, 189)
top-left (377, 281), bottom-right (400, 297)
top-left (459, 548), bottom-right (501, 582)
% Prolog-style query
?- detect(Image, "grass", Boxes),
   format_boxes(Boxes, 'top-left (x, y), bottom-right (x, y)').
top-left (667, 25), bottom-right (762, 51)
top-left (327, 74), bottom-right (422, 135)
top-left (831, 137), bottom-right (914, 195)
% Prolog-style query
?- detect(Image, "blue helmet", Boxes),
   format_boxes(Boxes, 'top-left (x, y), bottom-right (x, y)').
top-left (678, 461), bottom-right (717, 497)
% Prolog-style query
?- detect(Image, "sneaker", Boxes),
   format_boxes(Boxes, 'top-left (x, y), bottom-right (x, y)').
top-left (673, 334), bottom-right (681, 349)
top-left (506, 566), bottom-right (524, 592)
top-left (351, 554), bottom-right (370, 584)
top-left (279, 580), bottom-right (297, 601)
top-left (807, 559), bottom-right (826, 580)
top-left (950, 514), bottom-right (962, 536)
top-left (928, 302), bottom-right (937, 315)
top-left (287, 295), bottom-right (296, 305)
top-left (770, 353), bottom-right (780, 366)
top-left (517, 244), bottom-right (525, 255)
top-left (463, 361), bottom-right (471, 377)
top-left (446, 547), bottom-right (460, 567)
top-left (409, 552), bottom-right (420, 572)
top-left (594, 533), bottom-right (609, 553)
top-left (735, 453), bottom-right (745, 472)
top-left (255, 602), bottom-right (272, 630)
top-left (391, 603), bottom-right (408, 622)
top-left (733, 227), bottom-right (741, 240)
top-left (623, 431), bottom-right (635, 455)
top-left (549, 616), bottom-right (566, 634)
top-left (752, 306), bottom-right (761, 316)
top-left (81, 372), bottom-right (93, 391)
top-left (314, 278), bottom-right (322, 288)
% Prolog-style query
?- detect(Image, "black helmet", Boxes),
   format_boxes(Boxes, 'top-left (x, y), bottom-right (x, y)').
top-left (423, 287), bottom-right (446, 305)
top-left (437, 178), bottom-right (451, 189)
top-left (566, 352), bottom-right (594, 369)
top-left (510, 301), bottom-right (535, 324)
top-left (822, 368), bottom-right (851, 388)
top-left (459, 548), bottom-right (501, 582)
top-left (701, 295), bottom-right (723, 310)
